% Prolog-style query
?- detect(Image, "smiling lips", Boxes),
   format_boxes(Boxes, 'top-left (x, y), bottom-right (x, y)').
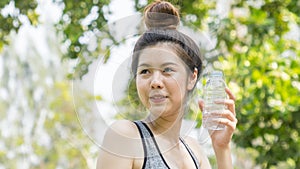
top-left (149, 94), bottom-right (168, 103)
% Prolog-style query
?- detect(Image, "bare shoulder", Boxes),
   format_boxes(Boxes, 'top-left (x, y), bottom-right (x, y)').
top-left (106, 119), bottom-right (139, 138)
top-left (183, 136), bottom-right (211, 169)
top-left (101, 120), bottom-right (142, 157)
top-left (97, 120), bottom-right (142, 169)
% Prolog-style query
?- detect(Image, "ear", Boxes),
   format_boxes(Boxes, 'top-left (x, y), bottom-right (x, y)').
top-left (187, 68), bottom-right (198, 91)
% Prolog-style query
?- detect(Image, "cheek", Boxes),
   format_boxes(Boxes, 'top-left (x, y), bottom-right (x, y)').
top-left (167, 76), bottom-right (188, 98)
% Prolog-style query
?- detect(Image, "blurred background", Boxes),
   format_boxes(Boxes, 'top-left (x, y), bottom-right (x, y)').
top-left (0, 0), bottom-right (299, 168)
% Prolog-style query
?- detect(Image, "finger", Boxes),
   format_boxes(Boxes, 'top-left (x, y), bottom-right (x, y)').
top-left (214, 99), bottom-right (235, 116)
top-left (225, 87), bottom-right (236, 101)
top-left (206, 110), bottom-right (237, 122)
top-left (198, 99), bottom-right (204, 112)
top-left (210, 117), bottom-right (237, 132)
top-left (220, 118), bottom-right (237, 132)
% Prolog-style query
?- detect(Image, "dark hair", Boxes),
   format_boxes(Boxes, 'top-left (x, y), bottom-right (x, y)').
top-left (131, 0), bottom-right (203, 80)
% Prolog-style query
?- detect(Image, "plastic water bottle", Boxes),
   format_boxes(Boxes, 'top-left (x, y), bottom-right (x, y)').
top-left (203, 70), bottom-right (227, 130)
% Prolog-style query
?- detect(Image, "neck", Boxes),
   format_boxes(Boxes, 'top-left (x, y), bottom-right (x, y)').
top-left (145, 109), bottom-right (184, 143)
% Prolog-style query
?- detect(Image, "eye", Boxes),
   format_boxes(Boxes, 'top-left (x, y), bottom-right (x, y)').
top-left (163, 67), bottom-right (174, 73)
top-left (140, 69), bottom-right (150, 74)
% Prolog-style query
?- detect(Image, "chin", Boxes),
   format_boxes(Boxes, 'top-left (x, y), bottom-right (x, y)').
top-left (149, 106), bottom-right (168, 116)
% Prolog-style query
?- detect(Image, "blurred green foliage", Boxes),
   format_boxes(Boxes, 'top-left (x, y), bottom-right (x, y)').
top-left (1, 0), bottom-right (300, 168)
top-left (0, 0), bottom-right (37, 48)
top-left (212, 1), bottom-right (300, 168)
top-left (115, 78), bottom-right (148, 120)
top-left (0, 0), bottom-right (110, 168)
top-left (60, 0), bottom-right (113, 78)
top-left (0, 0), bottom-right (113, 79)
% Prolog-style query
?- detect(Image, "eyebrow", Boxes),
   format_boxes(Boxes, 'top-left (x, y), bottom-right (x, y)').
top-left (137, 62), bottom-right (179, 68)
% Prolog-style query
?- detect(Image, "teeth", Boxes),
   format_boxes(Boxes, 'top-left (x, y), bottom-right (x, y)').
top-left (151, 96), bottom-right (165, 99)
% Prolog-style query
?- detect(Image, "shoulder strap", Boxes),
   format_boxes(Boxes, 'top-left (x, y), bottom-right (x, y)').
top-left (180, 137), bottom-right (201, 169)
top-left (133, 121), bottom-right (170, 169)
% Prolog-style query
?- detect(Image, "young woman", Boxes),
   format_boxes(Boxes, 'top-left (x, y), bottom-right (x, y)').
top-left (97, 1), bottom-right (237, 168)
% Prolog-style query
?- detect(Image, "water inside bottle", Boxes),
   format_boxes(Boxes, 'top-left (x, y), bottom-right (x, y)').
top-left (203, 71), bottom-right (227, 130)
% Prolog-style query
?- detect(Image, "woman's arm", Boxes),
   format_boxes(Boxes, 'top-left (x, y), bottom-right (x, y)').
top-left (212, 144), bottom-right (233, 169)
top-left (212, 88), bottom-right (237, 169)
top-left (198, 87), bottom-right (237, 169)
top-left (96, 120), bottom-right (140, 169)
top-left (97, 149), bottom-right (133, 169)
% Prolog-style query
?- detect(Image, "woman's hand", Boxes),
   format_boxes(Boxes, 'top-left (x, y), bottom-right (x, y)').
top-left (198, 87), bottom-right (237, 148)
top-left (198, 87), bottom-right (237, 169)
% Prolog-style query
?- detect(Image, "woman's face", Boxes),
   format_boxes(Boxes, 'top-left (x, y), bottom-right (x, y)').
top-left (135, 44), bottom-right (197, 118)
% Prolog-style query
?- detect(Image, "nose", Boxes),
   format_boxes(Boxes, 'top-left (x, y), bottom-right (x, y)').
top-left (150, 71), bottom-right (164, 89)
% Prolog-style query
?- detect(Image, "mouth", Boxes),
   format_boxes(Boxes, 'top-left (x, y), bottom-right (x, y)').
top-left (149, 94), bottom-right (168, 103)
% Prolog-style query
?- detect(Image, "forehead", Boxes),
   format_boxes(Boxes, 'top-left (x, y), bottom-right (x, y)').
top-left (138, 44), bottom-right (184, 66)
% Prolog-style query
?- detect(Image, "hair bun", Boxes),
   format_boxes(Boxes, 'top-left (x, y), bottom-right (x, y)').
top-left (144, 1), bottom-right (180, 30)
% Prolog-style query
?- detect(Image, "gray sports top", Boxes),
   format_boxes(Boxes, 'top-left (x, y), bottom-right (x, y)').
top-left (134, 121), bottom-right (201, 169)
